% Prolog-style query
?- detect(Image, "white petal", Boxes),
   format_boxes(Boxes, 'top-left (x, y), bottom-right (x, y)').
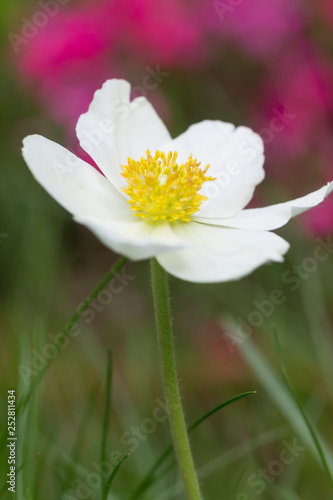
top-left (161, 121), bottom-right (265, 218)
top-left (193, 182), bottom-right (333, 230)
top-left (22, 135), bottom-right (130, 219)
top-left (76, 79), bottom-right (171, 191)
top-left (73, 216), bottom-right (190, 261)
top-left (157, 222), bottom-right (290, 283)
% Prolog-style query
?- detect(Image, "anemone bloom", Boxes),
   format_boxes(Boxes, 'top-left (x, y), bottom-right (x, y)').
top-left (22, 79), bottom-right (332, 282)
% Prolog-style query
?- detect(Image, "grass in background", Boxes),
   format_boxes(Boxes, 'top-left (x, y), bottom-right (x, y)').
top-left (1, 2), bottom-right (333, 498)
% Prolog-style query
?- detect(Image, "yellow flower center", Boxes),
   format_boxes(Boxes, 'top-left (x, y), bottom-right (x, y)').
top-left (121, 150), bottom-right (215, 222)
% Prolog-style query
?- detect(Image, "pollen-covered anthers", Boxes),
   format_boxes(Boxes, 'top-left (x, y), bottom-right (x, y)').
top-left (121, 150), bottom-right (215, 222)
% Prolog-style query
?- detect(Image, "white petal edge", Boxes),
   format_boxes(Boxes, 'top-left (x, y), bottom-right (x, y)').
top-left (192, 182), bottom-right (333, 230)
top-left (76, 79), bottom-right (172, 191)
top-left (161, 121), bottom-right (265, 218)
top-left (22, 135), bottom-right (131, 219)
top-left (73, 216), bottom-right (192, 261)
top-left (157, 222), bottom-right (290, 283)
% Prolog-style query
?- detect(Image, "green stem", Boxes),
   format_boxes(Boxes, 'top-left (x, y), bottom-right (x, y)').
top-left (150, 258), bottom-right (202, 500)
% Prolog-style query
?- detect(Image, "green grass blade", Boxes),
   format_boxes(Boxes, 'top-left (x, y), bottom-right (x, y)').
top-left (236, 327), bottom-right (333, 468)
top-left (270, 484), bottom-right (302, 500)
top-left (16, 257), bottom-right (127, 414)
top-left (130, 391), bottom-right (256, 499)
top-left (300, 276), bottom-right (333, 401)
top-left (188, 391), bottom-right (256, 431)
top-left (198, 424), bottom-right (288, 479)
top-left (155, 426), bottom-right (289, 500)
top-left (16, 329), bottom-right (40, 500)
top-left (71, 382), bottom-right (101, 464)
top-left (274, 329), bottom-right (333, 491)
top-left (102, 453), bottom-right (131, 500)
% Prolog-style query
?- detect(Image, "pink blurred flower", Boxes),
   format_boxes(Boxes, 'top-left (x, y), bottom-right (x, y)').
top-left (257, 48), bottom-right (333, 160)
top-left (319, 0), bottom-right (333, 26)
top-left (108, 0), bottom-right (205, 67)
top-left (36, 58), bottom-right (114, 134)
top-left (17, 1), bottom-right (114, 131)
top-left (17, 0), bottom-right (205, 131)
top-left (254, 44), bottom-right (333, 234)
top-left (304, 194), bottom-right (333, 235)
top-left (18, 3), bottom-right (113, 80)
top-left (207, 0), bottom-right (305, 59)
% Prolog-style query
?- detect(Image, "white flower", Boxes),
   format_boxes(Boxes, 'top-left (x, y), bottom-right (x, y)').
top-left (22, 79), bottom-right (333, 283)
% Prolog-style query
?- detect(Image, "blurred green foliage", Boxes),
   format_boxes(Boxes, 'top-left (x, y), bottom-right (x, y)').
top-left (1, 2), bottom-right (333, 499)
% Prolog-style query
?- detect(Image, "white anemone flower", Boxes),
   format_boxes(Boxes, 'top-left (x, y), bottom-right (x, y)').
top-left (22, 79), bottom-right (333, 283)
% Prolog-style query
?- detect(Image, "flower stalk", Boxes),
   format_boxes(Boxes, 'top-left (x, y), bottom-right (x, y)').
top-left (150, 258), bottom-right (202, 500)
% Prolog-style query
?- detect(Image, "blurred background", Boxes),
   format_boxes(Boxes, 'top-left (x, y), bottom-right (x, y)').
top-left (1, 0), bottom-right (333, 498)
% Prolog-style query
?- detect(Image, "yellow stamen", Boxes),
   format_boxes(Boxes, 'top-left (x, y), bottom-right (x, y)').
top-left (121, 150), bottom-right (215, 222)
